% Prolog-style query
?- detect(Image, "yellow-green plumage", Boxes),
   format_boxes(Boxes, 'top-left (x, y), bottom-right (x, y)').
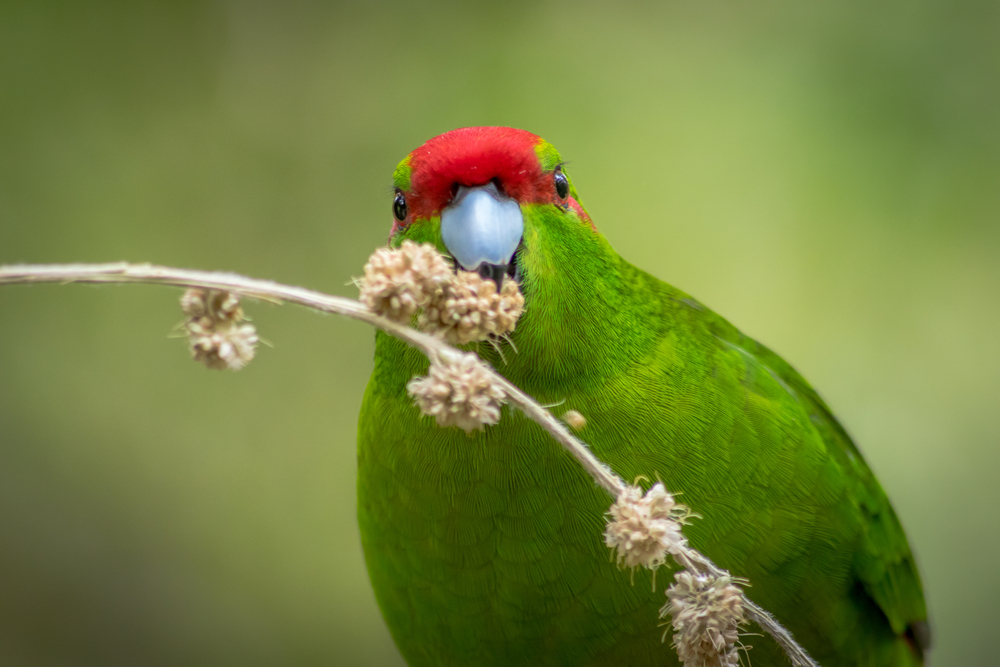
top-left (358, 127), bottom-right (928, 666)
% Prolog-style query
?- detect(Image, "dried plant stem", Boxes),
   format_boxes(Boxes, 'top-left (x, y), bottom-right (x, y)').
top-left (0, 262), bottom-right (625, 496)
top-left (684, 551), bottom-right (818, 667)
top-left (0, 261), bottom-right (818, 667)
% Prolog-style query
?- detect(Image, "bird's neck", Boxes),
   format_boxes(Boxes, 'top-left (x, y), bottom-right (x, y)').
top-left (479, 210), bottom-right (673, 398)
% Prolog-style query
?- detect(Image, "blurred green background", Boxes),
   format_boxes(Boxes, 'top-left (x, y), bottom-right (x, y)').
top-left (1, 1), bottom-right (998, 665)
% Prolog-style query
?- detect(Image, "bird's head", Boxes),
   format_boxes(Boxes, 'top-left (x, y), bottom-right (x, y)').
top-left (388, 126), bottom-right (597, 292)
top-left (386, 127), bottom-right (626, 383)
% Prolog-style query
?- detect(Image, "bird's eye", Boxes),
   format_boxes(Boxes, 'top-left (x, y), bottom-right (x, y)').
top-left (393, 191), bottom-right (408, 222)
top-left (554, 169), bottom-right (569, 199)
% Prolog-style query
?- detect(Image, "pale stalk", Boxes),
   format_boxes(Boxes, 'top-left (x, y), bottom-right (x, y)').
top-left (0, 261), bottom-right (818, 667)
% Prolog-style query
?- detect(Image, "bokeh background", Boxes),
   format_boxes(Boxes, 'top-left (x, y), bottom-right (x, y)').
top-left (1, 1), bottom-right (998, 665)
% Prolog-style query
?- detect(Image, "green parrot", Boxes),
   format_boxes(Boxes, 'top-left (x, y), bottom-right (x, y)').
top-left (357, 127), bottom-right (929, 666)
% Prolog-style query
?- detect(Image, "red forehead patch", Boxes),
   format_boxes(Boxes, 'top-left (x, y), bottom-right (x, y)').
top-left (407, 127), bottom-right (550, 220)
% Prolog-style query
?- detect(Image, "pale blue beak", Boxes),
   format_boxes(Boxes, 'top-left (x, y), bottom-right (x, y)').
top-left (440, 182), bottom-right (523, 286)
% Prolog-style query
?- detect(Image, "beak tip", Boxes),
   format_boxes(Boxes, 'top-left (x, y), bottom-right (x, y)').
top-left (477, 263), bottom-right (507, 291)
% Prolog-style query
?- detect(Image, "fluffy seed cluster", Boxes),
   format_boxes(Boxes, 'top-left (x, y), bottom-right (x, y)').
top-left (604, 483), bottom-right (691, 570)
top-left (358, 243), bottom-right (524, 342)
top-left (359, 241), bottom-right (453, 323)
top-left (406, 352), bottom-right (506, 433)
top-left (418, 271), bottom-right (525, 344)
top-left (180, 289), bottom-right (258, 371)
top-left (662, 572), bottom-right (745, 667)
top-left (562, 409), bottom-right (588, 431)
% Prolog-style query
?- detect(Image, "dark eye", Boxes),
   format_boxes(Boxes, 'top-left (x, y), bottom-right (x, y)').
top-left (393, 191), bottom-right (408, 221)
top-left (554, 170), bottom-right (569, 199)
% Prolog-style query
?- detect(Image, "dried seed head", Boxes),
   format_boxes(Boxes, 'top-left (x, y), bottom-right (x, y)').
top-left (604, 483), bottom-right (691, 570)
top-left (180, 288), bottom-right (242, 321)
top-left (179, 289), bottom-right (208, 318)
top-left (406, 352), bottom-right (506, 433)
top-left (188, 322), bottom-right (259, 371)
top-left (180, 288), bottom-right (258, 371)
top-left (360, 241), bottom-right (453, 323)
top-left (418, 271), bottom-right (524, 344)
top-left (662, 571), bottom-right (745, 667)
top-left (563, 410), bottom-right (587, 431)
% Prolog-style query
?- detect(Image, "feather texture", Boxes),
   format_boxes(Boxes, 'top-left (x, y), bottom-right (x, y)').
top-left (358, 128), bottom-right (928, 667)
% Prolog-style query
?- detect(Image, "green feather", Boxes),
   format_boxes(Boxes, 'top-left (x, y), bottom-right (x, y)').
top-left (358, 140), bottom-right (928, 666)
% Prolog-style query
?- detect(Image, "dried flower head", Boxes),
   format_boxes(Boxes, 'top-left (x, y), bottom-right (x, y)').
top-left (662, 571), bottom-right (746, 667)
top-left (418, 271), bottom-right (524, 344)
top-left (406, 352), bottom-right (506, 433)
top-left (180, 288), bottom-right (258, 371)
top-left (562, 409), bottom-right (587, 431)
top-left (360, 241), bottom-right (453, 323)
top-left (604, 483), bottom-right (691, 570)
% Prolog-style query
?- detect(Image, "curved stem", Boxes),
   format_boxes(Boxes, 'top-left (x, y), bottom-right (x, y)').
top-left (0, 261), bottom-right (818, 667)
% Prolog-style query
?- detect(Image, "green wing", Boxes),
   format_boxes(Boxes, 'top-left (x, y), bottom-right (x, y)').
top-left (691, 291), bottom-right (930, 662)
